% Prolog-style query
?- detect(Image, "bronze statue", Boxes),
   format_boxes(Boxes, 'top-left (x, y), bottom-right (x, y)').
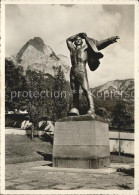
top-left (66, 33), bottom-right (120, 116)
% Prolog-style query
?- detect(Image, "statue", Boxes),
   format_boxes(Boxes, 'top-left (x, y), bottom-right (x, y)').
top-left (66, 33), bottom-right (120, 116)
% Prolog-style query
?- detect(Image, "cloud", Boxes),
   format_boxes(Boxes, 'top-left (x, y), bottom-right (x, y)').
top-left (5, 4), bottom-right (134, 87)
top-left (5, 4), bottom-right (121, 55)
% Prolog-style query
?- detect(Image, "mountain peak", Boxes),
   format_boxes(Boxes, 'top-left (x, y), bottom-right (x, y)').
top-left (14, 36), bottom-right (70, 80)
top-left (28, 37), bottom-right (45, 51)
top-left (16, 37), bottom-right (45, 63)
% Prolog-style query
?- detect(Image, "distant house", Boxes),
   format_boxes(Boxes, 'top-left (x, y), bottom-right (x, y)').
top-left (5, 112), bottom-right (28, 128)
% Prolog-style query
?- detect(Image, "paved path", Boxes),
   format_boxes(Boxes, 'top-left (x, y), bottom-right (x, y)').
top-left (5, 161), bottom-right (134, 190)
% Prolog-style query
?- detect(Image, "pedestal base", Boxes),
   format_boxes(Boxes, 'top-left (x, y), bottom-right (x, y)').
top-left (53, 157), bottom-right (110, 169)
top-left (53, 115), bottom-right (110, 169)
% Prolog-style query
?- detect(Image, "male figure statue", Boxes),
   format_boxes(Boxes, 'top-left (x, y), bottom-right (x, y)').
top-left (66, 33), bottom-right (119, 115)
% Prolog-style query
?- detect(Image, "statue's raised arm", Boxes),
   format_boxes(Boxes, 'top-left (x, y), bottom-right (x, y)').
top-left (95, 36), bottom-right (120, 50)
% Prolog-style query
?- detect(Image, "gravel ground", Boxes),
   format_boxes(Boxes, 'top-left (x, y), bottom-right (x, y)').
top-left (5, 161), bottom-right (134, 190)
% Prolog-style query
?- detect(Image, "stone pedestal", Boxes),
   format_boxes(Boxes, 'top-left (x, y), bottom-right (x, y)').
top-left (53, 115), bottom-right (110, 169)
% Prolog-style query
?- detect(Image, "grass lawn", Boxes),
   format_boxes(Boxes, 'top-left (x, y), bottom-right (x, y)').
top-left (5, 134), bottom-right (53, 164)
top-left (110, 153), bottom-right (134, 164)
top-left (5, 134), bottom-right (134, 165)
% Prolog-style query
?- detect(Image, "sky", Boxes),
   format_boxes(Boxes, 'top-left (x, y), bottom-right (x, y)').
top-left (5, 4), bottom-right (134, 87)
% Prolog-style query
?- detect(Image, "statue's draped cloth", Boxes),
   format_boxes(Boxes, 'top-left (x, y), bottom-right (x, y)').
top-left (85, 36), bottom-right (113, 71)
top-left (85, 36), bottom-right (103, 71)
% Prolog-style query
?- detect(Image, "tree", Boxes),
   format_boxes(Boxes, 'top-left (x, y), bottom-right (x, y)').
top-left (5, 58), bottom-right (28, 112)
top-left (111, 101), bottom-right (133, 129)
top-left (53, 66), bottom-right (69, 119)
top-left (5, 58), bottom-right (72, 137)
top-left (111, 101), bottom-right (133, 155)
top-left (26, 69), bottom-right (55, 128)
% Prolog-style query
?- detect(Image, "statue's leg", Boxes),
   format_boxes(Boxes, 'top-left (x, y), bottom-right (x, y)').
top-left (70, 70), bottom-right (79, 109)
top-left (79, 73), bottom-right (95, 115)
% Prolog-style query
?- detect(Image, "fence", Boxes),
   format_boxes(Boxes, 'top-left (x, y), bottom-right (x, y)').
top-left (109, 130), bottom-right (134, 155)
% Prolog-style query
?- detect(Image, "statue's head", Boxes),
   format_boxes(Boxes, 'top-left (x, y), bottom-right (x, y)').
top-left (74, 36), bottom-right (83, 46)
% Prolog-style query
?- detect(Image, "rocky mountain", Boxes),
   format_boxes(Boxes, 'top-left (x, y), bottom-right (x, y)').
top-left (89, 79), bottom-right (134, 123)
top-left (10, 37), bottom-right (70, 80)
top-left (92, 79), bottom-right (134, 92)
top-left (91, 79), bottom-right (134, 102)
